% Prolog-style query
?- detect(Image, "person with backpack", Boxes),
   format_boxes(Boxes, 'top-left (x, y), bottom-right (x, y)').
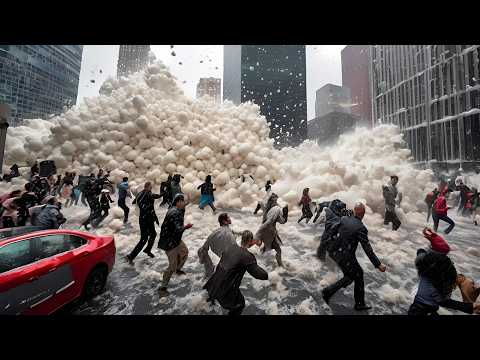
top-left (203, 230), bottom-right (268, 315)
top-left (425, 188), bottom-right (440, 223)
top-left (197, 175), bottom-right (216, 213)
top-left (316, 199), bottom-right (347, 261)
top-left (125, 182), bottom-right (163, 265)
top-left (157, 194), bottom-right (193, 297)
top-left (297, 188), bottom-right (313, 224)
top-left (432, 189), bottom-right (455, 234)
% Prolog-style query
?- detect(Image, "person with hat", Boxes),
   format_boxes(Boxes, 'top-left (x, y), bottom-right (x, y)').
top-left (158, 194), bottom-right (193, 296)
top-left (322, 202), bottom-right (387, 311)
top-left (99, 188), bottom-right (114, 218)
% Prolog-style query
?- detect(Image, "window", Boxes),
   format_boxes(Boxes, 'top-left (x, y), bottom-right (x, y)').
top-left (0, 240), bottom-right (34, 273)
top-left (34, 234), bottom-right (71, 260)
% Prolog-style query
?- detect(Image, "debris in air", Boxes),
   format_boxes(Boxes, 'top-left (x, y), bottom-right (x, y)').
top-left (90, 80), bottom-right (95, 83)
top-left (171, 51), bottom-right (176, 56)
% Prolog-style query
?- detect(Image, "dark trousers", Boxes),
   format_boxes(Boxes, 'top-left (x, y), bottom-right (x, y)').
top-left (384, 209), bottom-right (401, 230)
top-left (118, 198), bottom-right (129, 223)
top-left (323, 257), bottom-right (366, 306)
top-left (80, 191), bottom-right (88, 206)
top-left (432, 213), bottom-right (455, 234)
top-left (83, 198), bottom-right (101, 226)
top-left (408, 301), bottom-right (439, 316)
top-left (129, 218), bottom-right (157, 260)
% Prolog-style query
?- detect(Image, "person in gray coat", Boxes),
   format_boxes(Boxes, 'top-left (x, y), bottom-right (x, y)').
top-left (382, 175), bottom-right (402, 230)
top-left (34, 197), bottom-right (66, 230)
top-left (198, 213), bottom-right (242, 278)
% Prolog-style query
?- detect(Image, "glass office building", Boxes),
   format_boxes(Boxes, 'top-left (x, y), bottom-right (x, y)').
top-left (0, 45), bottom-right (83, 126)
top-left (224, 45), bottom-right (307, 148)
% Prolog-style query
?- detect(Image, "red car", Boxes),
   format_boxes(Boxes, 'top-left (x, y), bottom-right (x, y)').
top-left (0, 227), bottom-right (115, 315)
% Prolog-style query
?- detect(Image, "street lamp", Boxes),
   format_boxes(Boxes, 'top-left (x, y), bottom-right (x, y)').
top-left (0, 103), bottom-right (11, 175)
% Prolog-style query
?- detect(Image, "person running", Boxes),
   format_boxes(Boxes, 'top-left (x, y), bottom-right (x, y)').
top-left (17, 183), bottom-right (39, 226)
top-left (99, 189), bottom-right (114, 218)
top-left (82, 174), bottom-right (102, 230)
top-left (198, 175), bottom-right (216, 213)
top-left (198, 213), bottom-right (241, 278)
top-left (322, 202), bottom-right (387, 311)
top-left (425, 188), bottom-right (440, 223)
top-left (117, 177), bottom-right (131, 224)
top-left (432, 189), bottom-right (455, 234)
top-left (253, 180), bottom-right (272, 215)
top-left (254, 193), bottom-right (288, 267)
top-left (203, 230), bottom-right (268, 315)
top-left (157, 194), bottom-right (193, 296)
top-left (316, 199), bottom-right (347, 261)
top-left (34, 196), bottom-right (66, 230)
top-left (455, 179), bottom-right (471, 216)
top-left (297, 188), bottom-right (313, 224)
top-left (470, 188), bottom-right (480, 226)
top-left (159, 175), bottom-right (173, 207)
top-left (126, 182), bottom-right (163, 265)
top-left (382, 175), bottom-right (402, 230)
top-left (408, 250), bottom-right (480, 315)
top-left (169, 174), bottom-right (183, 204)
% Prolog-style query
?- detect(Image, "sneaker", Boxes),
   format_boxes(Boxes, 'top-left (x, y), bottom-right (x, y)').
top-left (143, 251), bottom-right (155, 258)
top-left (125, 255), bottom-right (134, 266)
top-left (176, 270), bottom-right (186, 276)
top-left (354, 304), bottom-right (372, 311)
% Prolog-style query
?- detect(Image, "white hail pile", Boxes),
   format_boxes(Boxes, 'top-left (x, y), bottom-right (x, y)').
top-left (4, 61), bottom-right (436, 218)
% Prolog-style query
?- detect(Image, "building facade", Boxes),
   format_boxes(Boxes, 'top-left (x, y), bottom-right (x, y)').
top-left (308, 111), bottom-right (357, 145)
top-left (223, 45), bottom-right (307, 148)
top-left (315, 83), bottom-right (351, 118)
top-left (196, 77), bottom-right (221, 103)
top-left (341, 45), bottom-right (372, 126)
top-left (371, 45), bottom-right (480, 171)
top-left (0, 45), bottom-right (83, 126)
top-left (117, 45), bottom-right (150, 78)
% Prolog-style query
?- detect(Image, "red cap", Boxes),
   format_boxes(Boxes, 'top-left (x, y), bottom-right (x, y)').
top-left (423, 230), bottom-right (450, 254)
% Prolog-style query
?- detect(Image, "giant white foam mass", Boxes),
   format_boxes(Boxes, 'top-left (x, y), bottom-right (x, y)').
top-left (4, 61), bottom-right (436, 216)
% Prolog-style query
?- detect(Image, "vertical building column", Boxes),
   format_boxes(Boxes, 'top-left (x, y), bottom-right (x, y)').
top-left (425, 46), bottom-right (432, 165)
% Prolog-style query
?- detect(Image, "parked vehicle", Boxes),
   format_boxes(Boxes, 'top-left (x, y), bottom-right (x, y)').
top-left (0, 228), bottom-right (115, 315)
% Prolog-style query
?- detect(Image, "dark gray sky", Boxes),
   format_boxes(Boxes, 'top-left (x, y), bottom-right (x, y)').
top-left (78, 45), bottom-right (345, 120)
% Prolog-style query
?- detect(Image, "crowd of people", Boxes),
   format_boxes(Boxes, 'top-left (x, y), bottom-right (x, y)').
top-left (2, 161), bottom-right (480, 316)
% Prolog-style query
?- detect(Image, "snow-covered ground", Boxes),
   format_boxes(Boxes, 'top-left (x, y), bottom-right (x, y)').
top-left (64, 199), bottom-right (480, 315)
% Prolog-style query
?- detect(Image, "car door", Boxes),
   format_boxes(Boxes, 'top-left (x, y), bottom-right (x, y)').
top-left (0, 238), bottom-right (53, 315)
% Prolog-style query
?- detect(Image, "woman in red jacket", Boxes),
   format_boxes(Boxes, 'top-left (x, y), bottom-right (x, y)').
top-left (432, 189), bottom-right (455, 234)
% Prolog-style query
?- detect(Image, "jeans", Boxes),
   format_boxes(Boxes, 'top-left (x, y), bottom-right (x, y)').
top-left (432, 213), bottom-right (455, 234)
top-left (129, 218), bottom-right (157, 260)
top-left (118, 198), bottom-right (129, 223)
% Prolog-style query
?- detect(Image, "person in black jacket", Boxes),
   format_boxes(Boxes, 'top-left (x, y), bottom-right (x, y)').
top-left (159, 175), bottom-right (173, 207)
top-left (17, 182), bottom-right (39, 226)
top-left (204, 230), bottom-right (268, 315)
top-left (316, 199), bottom-right (347, 261)
top-left (322, 202), bottom-right (387, 311)
top-left (126, 182), bottom-right (163, 264)
top-left (408, 249), bottom-right (480, 315)
top-left (158, 194), bottom-right (193, 296)
top-left (82, 174), bottom-right (102, 230)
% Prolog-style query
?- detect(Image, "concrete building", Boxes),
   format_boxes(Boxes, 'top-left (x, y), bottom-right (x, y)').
top-left (196, 77), bottom-right (221, 104)
top-left (342, 45), bottom-right (372, 126)
top-left (308, 111), bottom-right (358, 145)
top-left (315, 83), bottom-right (351, 118)
top-left (223, 45), bottom-right (307, 148)
top-left (117, 45), bottom-right (150, 77)
top-left (0, 45), bottom-right (83, 126)
top-left (371, 45), bottom-right (480, 171)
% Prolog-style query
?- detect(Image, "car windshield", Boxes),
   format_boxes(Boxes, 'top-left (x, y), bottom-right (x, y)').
top-left (0, 226), bottom-right (45, 241)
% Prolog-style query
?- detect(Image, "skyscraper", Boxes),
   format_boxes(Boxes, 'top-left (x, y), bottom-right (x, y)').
top-left (371, 45), bottom-right (480, 171)
top-left (341, 45), bottom-right (372, 126)
top-left (117, 45), bottom-right (150, 77)
top-left (315, 83), bottom-right (351, 118)
top-left (223, 45), bottom-right (307, 148)
top-left (0, 45), bottom-right (83, 126)
top-left (196, 77), bottom-right (221, 104)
